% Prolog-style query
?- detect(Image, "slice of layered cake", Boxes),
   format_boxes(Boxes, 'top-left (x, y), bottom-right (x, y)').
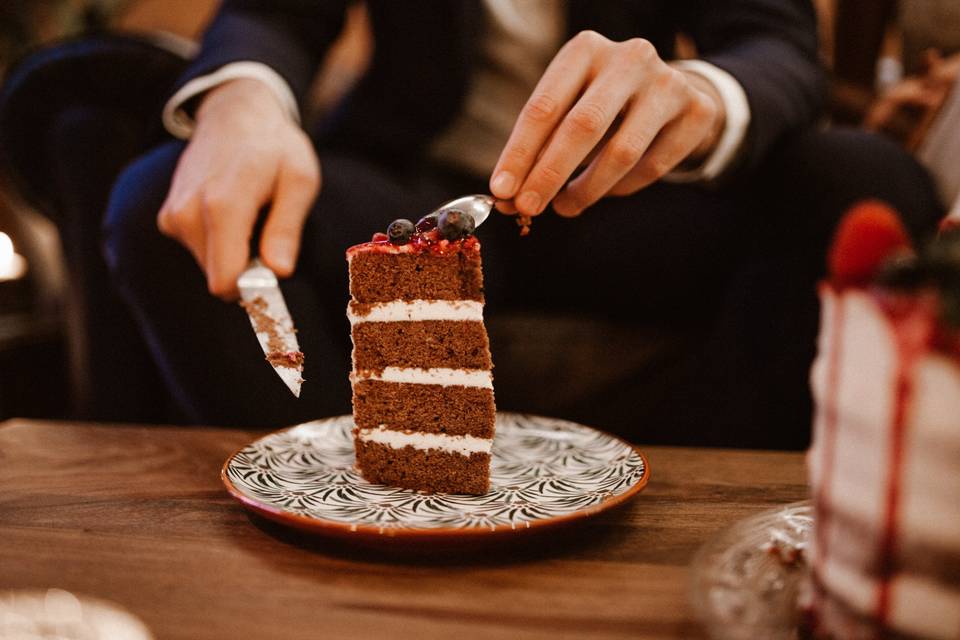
top-left (346, 210), bottom-right (495, 494)
top-left (807, 201), bottom-right (960, 639)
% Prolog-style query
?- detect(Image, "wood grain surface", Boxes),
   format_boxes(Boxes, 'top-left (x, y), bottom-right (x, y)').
top-left (0, 419), bottom-right (808, 640)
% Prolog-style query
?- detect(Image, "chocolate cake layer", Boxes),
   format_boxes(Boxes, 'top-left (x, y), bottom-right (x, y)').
top-left (349, 252), bottom-right (484, 303)
top-left (351, 320), bottom-right (492, 371)
top-left (352, 379), bottom-right (495, 437)
top-left (355, 439), bottom-right (490, 494)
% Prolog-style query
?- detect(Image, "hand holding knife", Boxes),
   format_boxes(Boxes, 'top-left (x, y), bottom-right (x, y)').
top-left (235, 194), bottom-right (502, 398)
top-left (237, 258), bottom-right (304, 397)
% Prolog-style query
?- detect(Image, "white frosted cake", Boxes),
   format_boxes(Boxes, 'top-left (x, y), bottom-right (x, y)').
top-left (807, 201), bottom-right (960, 639)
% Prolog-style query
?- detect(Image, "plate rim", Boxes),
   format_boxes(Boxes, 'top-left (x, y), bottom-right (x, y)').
top-left (220, 412), bottom-right (650, 541)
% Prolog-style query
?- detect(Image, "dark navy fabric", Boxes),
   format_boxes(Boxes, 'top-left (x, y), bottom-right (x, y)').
top-left (100, 1), bottom-right (942, 446)
top-left (174, 0), bottom-right (825, 174)
top-left (104, 129), bottom-right (942, 448)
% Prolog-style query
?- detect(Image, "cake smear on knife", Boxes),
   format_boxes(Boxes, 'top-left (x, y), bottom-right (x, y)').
top-left (238, 258), bottom-right (305, 397)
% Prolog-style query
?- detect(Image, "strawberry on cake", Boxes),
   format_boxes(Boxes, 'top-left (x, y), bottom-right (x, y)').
top-left (807, 201), bottom-right (960, 639)
top-left (346, 209), bottom-right (495, 495)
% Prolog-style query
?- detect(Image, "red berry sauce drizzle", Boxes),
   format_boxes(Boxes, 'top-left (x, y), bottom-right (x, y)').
top-left (873, 291), bottom-right (935, 629)
top-left (815, 285), bottom-right (939, 637)
top-left (346, 229), bottom-right (479, 259)
top-left (813, 200), bottom-right (960, 636)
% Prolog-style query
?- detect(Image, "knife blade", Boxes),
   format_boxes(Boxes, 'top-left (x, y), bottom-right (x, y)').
top-left (237, 258), bottom-right (304, 397)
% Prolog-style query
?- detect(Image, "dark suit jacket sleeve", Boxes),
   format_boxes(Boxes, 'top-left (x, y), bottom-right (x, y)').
top-left (672, 0), bottom-right (827, 175)
top-left (171, 0), bottom-right (350, 113)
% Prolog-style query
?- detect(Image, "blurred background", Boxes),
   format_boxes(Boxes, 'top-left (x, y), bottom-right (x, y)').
top-left (0, 0), bottom-right (957, 425)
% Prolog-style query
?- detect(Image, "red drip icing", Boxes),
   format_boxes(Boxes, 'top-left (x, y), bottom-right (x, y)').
top-left (874, 299), bottom-right (933, 627)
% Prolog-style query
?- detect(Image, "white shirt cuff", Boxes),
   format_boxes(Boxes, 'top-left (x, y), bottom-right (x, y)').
top-left (162, 61), bottom-right (300, 139)
top-left (665, 59), bottom-right (751, 183)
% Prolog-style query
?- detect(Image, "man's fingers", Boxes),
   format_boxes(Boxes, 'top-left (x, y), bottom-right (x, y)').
top-left (610, 107), bottom-right (714, 196)
top-left (158, 194), bottom-right (208, 267)
top-left (514, 62), bottom-right (643, 218)
top-left (260, 154), bottom-right (320, 277)
top-left (865, 80), bottom-right (939, 130)
top-left (553, 76), bottom-right (680, 217)
top-left (489, 31), bottom-right (598, 203)
top-left (202, 189), bottom-right (261, 299)
top-left (552, 74), bottom-right (681, 217)
top-left (156, 195), bottom-right (178, 237)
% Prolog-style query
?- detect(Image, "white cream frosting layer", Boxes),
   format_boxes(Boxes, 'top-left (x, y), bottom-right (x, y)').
top-left (353, 367), bottom-right (493, 389)
top-left (348, 299), bottom-right (483, 325)
top-left (357, 426), bottom-right (492, 455)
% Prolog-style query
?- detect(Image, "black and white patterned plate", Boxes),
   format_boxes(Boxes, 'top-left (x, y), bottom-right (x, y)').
top-left (222, 413), bottom-right (648, 540)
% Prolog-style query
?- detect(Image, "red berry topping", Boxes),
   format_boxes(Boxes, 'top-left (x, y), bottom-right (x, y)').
top-left (371, 232), bottom-right (389, 243)
top-left (415, 213), bottom-right (439, 232)
top-left (828, 200), bottom-right (913, 287)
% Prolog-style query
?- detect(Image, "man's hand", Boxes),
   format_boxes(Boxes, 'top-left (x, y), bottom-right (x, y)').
top-left (490, 31), bottom-right (725, 219)
top-left (865, 50), bottom-right (960, 150)
top-left (157, 78), bottom-right (320, 299)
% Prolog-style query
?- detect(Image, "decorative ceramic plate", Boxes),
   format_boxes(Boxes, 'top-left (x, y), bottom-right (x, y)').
top-left (689, 501), bottom-right (814, 640)
top-left (222, 413), bottom-right (648, 541)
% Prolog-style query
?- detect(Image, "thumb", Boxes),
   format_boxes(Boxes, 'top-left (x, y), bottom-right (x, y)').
top-left (260, 159), bottom-right (320, 277)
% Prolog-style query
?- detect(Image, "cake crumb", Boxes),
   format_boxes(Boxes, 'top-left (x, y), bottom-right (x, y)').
top-left (762, 538), bottom-right (806, 568)
top-left (517, 215), bottom-right (532, 236)
top-left (266, 350), bottom-right (305, 368)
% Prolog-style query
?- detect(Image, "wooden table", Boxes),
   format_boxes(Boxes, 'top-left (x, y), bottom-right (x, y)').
top-left (0, 419), bottom-right (809, 639)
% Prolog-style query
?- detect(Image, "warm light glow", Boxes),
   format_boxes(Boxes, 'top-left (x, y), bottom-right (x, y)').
top-left (0, 232), bottom-right (12, 263)
top-left (0, 231), bottom-right (27, 281)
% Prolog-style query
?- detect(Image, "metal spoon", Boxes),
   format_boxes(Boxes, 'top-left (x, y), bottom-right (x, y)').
top-left (430, 194), bottom-right (496, 228)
